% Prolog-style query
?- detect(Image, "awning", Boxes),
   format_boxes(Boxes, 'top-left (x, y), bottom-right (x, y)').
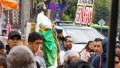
top-left (0, 0), bottom-right (18, 10)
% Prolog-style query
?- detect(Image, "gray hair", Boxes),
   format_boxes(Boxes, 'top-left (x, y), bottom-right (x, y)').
top-left (64, 50), bottom-right (79, 62)
top-left (7, 45), bottom-right (37, 68)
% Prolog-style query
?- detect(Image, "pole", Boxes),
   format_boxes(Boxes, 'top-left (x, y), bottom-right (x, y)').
top-left (21, 0), bottom-right (24, 34)
top-left (100, 21), bottom-right (102, 33)
top-left (107, 0), bottom-right (119, 68)
top-left (0, 4), bottom-right (2, 35)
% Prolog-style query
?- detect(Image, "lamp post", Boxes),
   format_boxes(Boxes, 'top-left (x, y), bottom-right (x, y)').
top-left (107, 0), bottom-right (119, 68)
top-left (21, 0), bottom-right (24, 34)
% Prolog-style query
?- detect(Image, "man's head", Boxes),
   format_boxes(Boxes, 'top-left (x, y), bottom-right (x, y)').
top-left (36, 2), bottom-right (47, 13)
top-left (64, 50), bottom-right (79, 63)
top-left (114, 52), bottom-right (120, 68)
top-left (56, 28), bottom-right (63, 38)
top-left (7, 46), bottom-right (36, 68)
top-left (7, 31), bottom-right (21, 49)
top-left (94, 38), bottom-right (102, 55)
top-left (115, 41), bottom-right (120, 53)
top-left (0, 52), bottom-right (7, 68)
top-left (0, 41), bottom-right (5, 53)
top-left (63, 36), bottom-right (73, 50)
top-left (58, 50), bottom-right (93, 68)
top-left (28, 32), bottom-right (43, 54)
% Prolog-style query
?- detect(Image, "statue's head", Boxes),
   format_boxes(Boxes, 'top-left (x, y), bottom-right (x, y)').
top-left (36, 2), bottom-right (47, 13)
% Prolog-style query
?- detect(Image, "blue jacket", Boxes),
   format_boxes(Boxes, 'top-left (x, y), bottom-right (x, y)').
top-left (91, 38), bottom-right (108, 68)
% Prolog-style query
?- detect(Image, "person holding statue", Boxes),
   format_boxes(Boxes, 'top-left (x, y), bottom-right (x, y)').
top-left (35, 2), bottom-right (58, 68)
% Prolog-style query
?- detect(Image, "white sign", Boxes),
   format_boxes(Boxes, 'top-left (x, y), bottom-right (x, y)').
top-left (98, 19), bottom-right (105, 26)
top-left (77, 0), bottom-right (94, 6)
top-left (75, 6), bottom-right (93, 25)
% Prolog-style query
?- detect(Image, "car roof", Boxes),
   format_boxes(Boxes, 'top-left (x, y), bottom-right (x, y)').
top-left (56, 25), bottom-right (95, 30)
top-left (55, 21), bottom-right (95, 29)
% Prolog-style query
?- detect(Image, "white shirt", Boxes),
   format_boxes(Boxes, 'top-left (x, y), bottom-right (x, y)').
top-left (35, 56), bottom-right (46, 68)
top-left (35, 13), bottom-right (52, 32)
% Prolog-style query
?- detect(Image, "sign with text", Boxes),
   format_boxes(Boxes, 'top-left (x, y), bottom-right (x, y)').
top-left (75, 0), bottom-right (94, 26)
top-left (77, 0), bottom-right (94, 6)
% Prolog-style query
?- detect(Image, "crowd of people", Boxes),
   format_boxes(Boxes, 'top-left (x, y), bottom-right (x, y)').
top-left (0, 29), bottom-right (120, 68)
top-left (0, 1), bottom-right (120, 68)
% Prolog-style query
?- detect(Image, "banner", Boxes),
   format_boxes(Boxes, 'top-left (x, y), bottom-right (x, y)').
top-left (77, 0), bottom-right (94, 6)
top-left (75, 6), bottom-right (93, 25)
top-left (6, 23), bottom-right (11, 37)
top-left (48, 2), bottom-right (56, 10)
top-left (0, 0), bottom-right (18, 10)
top-left (47, 2), bottom-right (67, 21)
top-left (75, 0), bottom-right (94, 26)
top-left (54, 3), bottom-right (67, 21)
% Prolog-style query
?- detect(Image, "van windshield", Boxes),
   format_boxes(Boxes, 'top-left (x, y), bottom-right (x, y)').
top-left (64, 28), bottom-right (105, 43)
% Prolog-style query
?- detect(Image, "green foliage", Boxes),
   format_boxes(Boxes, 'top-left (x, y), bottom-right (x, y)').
top-left (92, 0), bottom-right (110, 25)
top-left (62, 14), bottom-right (71, 21)
top-left (61, 0), bottom-right (110, 24)
top-left (61, 0), bottom-right (77, 21)
top-left (33, 0), bottom-right (44, 3)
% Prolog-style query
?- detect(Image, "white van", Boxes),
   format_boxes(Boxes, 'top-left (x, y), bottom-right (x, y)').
top-left (56, 25), bottom-right (105, 53)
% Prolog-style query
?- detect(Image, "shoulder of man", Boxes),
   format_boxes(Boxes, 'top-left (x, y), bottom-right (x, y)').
top-left (88, 54), bottom-right (96, 63)
top-left (36, 61), bottom-right (41, 68)
top-left (35, 56), bottom-right (46, 68)
top-left (91, 55), bottom-right (101, 68)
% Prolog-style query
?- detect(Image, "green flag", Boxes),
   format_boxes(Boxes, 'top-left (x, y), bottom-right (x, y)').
top-left (39, 28), bottom-right (58, 67)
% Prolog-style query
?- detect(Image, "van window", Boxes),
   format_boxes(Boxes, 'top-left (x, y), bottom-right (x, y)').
top-left (64, 28), bottom-right (104, 43)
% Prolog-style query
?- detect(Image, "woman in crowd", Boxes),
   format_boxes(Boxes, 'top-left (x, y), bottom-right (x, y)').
top-left (115, 41), bottom-right (120, 68)
top-left (115, 41), bottom-right (120, 54)
top-left (114, 52), bottom-right (120, 68)
top-left (80, 41), bottom-right (94, 61)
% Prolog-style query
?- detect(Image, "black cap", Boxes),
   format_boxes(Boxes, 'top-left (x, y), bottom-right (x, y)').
top-left (8, 31), bottom-right (21, 39)
top-left (94, 38), bottom-right (102, 41)
top-left (0, 40), bottom-right (4, 49)
top-left (56, 29), bottom-right (63, 34)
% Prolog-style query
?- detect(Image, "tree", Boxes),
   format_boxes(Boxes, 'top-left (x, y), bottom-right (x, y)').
top-left (33, 0), bottom-right (44, 3)
top-left (92, 0), bottom-right (110, 25)
top-left (62, 0), bottom-right (77, 21)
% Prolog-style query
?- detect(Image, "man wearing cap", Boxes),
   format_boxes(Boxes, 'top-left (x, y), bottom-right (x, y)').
top-left (0, 40), bottom-right (6, 53)
top-left (6, 31), bottom-right (21, 54)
